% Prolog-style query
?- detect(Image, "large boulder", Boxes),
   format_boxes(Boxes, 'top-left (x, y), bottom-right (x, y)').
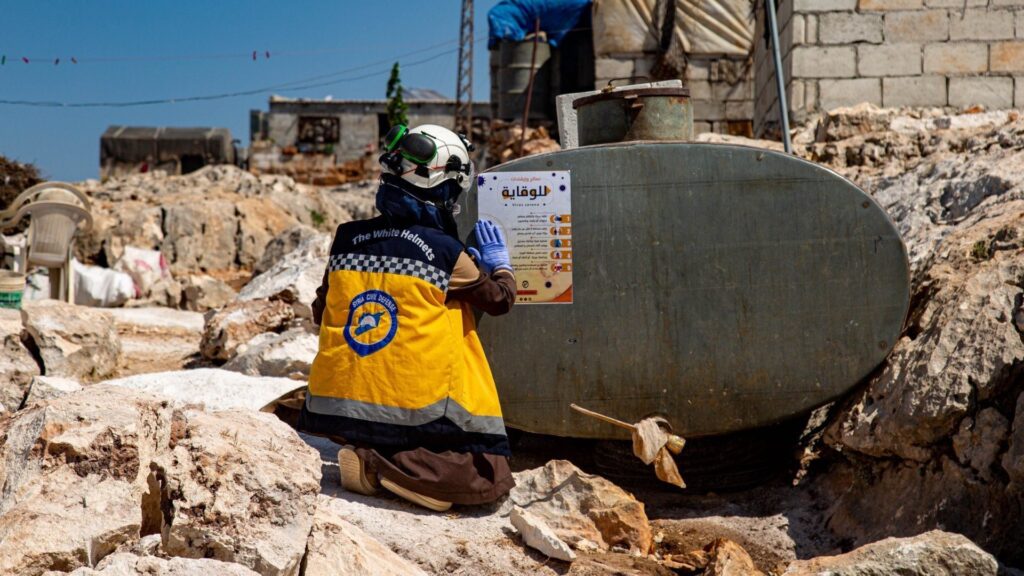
top-left (0, 387), bottom-right (174, 575)
top-left (303, 497), bottom-right (427, 576)
top-left (108, 307), bottom-right (204, 377)
top-left (254, 224), bottom-right (320, 276)
top-left (56, 552), bottom-right (260, 575)
top-left (504, 460), bottom-right (652, 555)
top-left (817, 201), bottom-right (1024, 562)
top-left (161, 200), bottom-right (239, 273)
top-left (223, 327), bottom-right (318, 379)
top-left (200, 300), bottom-right (294, 361)
top-left (154, 406), bottom-right (321, 575)
top-left (0, 385), bottom-right (321, 576)
top-left (236, 234), bottom-right (330, 320)
top-left (181, 274), bottom-right (237, 312)
top-left (783, 531), bottom-right (998, 576)
top-left (20, 300), bottom-right (121, 382)
top-left (235, 198), bottom-right (301, 269)
top-left (0, 309), bottom-right (38, 412)
top-left (102, 368), bottom-right (305, 413)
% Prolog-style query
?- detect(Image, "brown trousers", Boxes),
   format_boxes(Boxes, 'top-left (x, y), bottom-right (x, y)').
top-left (357, 446), bottom-right (514, 506)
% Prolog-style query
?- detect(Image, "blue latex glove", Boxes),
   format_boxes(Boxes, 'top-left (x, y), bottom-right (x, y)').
top-left (467, 220), bottom-right (513, 275)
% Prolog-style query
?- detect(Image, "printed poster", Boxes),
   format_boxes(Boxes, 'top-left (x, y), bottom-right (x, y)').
top-left (478, 171), bottom-right (572, 304)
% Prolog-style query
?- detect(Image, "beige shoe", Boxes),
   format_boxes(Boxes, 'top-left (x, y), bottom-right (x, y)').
top-left (338, 446), bottom-right (378, 496)
top-left (380, 478), bottom-right (453, 512)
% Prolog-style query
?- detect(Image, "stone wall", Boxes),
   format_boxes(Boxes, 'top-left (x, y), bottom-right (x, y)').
top-left (595, 54), bottom-right (756, 136)
top-left (754, 0), bottom-right (1024, 137)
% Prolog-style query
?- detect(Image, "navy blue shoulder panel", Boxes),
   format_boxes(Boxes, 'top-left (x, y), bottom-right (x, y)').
top-left (331, 216), bottom-right (463, 274)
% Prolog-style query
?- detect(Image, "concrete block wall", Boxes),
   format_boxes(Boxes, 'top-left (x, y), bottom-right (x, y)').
top-left (595, 54), bottom-right (756, 136)
top-left (754, 0), bottom-right (1024, 136)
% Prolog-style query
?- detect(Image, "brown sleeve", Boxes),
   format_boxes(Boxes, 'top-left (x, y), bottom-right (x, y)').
top-left (311, 265), bottom-right (329, 326)
top-left (447, 251), bottom-right (516, 316)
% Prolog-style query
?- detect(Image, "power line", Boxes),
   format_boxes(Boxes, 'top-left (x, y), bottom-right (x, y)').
top-left (0, 38), bottom-right (484, 109)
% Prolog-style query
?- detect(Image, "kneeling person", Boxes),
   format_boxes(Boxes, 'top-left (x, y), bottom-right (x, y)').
top-left (301, 124), bottom-right (516, 510)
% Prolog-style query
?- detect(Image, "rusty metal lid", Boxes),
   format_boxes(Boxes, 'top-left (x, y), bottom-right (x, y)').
top-left (572, 87), bottom-right (691, 110)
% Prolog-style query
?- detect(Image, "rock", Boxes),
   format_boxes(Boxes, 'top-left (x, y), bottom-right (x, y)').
top-left (23, 375), bottom-right (82, 407)
top-left (76, 165), bottom-right (374, 276)
top-left (303, 497), bottom-right (427, 576)
top-left (704, 538), bottom-right (765, 576)
top-left (0, 385), bottom-right (321, 576)
top-left (200, 300), bottom-right (294, 361)
top-left (58, 552), bottom-right (260, 575)
top-left (1003, 392), bottom-right (1024, 485)
top-left (783, 531), bottom-right (998, 576)
top-left (102, 368), bottom-right (305, 412)
top-left (235, 198), bottom-right (300, 269)
top-left (818, 201), bottom-right (1024, 563)
top-left (181, 274), bottom-right (237, 312)
top-left (108, 307), bottom-right (204, 377)
top-left (505, 460), bottom-right (652, 555)
top-left (826, 202), bottom-right (1024, 462)
top-left (223, 327), bottom-right (318, 379)
top-left (253, 224), bottom-right (319, 276)
top-left (237, 234), bottom-right (330, 319)
top-left (952, 408), bottom-right (1010, 481)
top-left (161, 201), bottom-right (239, 272)
top-left (0, 309), bottom-right (39, 412)
top-left (510, 506), bottom-right (577, 562)
top-left (154, 407), bottom-right (321, 575)
top-left (0, 386), bottom-right (174, 576)
top-left (20, 300), bottom-right (122, 382)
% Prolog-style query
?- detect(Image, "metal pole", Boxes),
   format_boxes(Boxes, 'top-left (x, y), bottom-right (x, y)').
top-left (519, 17), bottom-right (541, 157)
top-left (765, 0), bottom-right (792, 153)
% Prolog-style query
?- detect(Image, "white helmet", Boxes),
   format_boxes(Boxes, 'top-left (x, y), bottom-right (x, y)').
top-left (379, 124), bottom-right (475, 195)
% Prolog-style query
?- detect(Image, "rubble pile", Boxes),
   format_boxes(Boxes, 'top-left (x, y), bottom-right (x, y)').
top-left (0, 154), bottom-right (42, 233)
top-left (487, 120), bottom-right (561, 164)
top-left (2, 105), bottom-right (1024, 574)
top-left (75, 165), bottom-right (376, 275)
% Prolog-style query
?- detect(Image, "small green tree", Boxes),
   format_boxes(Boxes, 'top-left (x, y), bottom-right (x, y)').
top-left (385, 62), bottom-right (409, 127)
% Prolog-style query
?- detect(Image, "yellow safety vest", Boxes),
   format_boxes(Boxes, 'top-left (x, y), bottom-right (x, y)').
top-left (303, 217), bottom-right (509, 454)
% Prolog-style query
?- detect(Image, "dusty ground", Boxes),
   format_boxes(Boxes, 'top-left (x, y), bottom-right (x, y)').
top-left (303, 429), bottom-right (836, 576)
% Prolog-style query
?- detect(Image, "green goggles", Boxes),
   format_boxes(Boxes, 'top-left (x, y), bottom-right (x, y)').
top-left (383, 124), bottom-right (437, 166)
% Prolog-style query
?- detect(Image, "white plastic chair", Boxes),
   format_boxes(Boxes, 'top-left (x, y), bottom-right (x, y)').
top-left (0, 184), bottom-right (93, 303)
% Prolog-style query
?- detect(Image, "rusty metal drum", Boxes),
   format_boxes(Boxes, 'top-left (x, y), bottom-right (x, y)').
top-left (457, 142), bottom-right (910, 439)
top-left (573, 87), bottom-right (694, 145)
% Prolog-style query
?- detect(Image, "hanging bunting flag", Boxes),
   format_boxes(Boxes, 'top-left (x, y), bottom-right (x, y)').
top-left (21, 57), bottom-right (29, 64)
top-left (265, 50), bottom-right (270, 59)
top-left (252, 50), bottom-right (257, 61)
top-left (1, 55), bottom-right (5, 65)
top-left (54, 58), bottom-right (60, 65)
top-left (71, 57), bottom-right (78, 64)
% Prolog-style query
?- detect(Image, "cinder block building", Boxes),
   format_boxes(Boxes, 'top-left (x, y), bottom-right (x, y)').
top-left (754, 0), bottom-right (1024, 137)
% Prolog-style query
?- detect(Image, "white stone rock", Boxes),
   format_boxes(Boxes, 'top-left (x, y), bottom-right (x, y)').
top-left (510, 506), bottom-right (577, 562)
top-left (237, 234), bottom-right (330, 319)
top-left (59, 552), bottom-right (261, 575)
top-left (20, 299), bottom-right (121, 382)
top-left (304, 497), bottom-right (428, 576)
top-left (22, 375), bottom-right (82, 407)
top-left (101, 368), bottom-right (305, 412)
top-left (224, 327), bottom-right (318, 379)
top-left (783, 531), bottom-right (998, 576)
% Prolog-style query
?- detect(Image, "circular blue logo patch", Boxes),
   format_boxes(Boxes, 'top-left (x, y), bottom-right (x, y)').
top-left (343, 290), bottom-right (399, 357)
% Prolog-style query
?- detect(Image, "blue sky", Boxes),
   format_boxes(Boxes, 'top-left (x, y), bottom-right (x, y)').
top-left (0, 1), bottom-right (500, 181)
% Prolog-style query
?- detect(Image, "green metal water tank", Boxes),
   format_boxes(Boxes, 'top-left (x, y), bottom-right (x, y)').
top-left (458, 142), bottom-right (910, 439)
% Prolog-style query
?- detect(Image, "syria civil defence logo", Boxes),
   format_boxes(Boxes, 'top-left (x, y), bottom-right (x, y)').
top-left (343, 290), bottom-right (399, 357)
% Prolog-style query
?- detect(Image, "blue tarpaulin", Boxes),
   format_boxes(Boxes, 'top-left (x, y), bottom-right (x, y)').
top-left (487, 0), bottom-right (592, 48)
